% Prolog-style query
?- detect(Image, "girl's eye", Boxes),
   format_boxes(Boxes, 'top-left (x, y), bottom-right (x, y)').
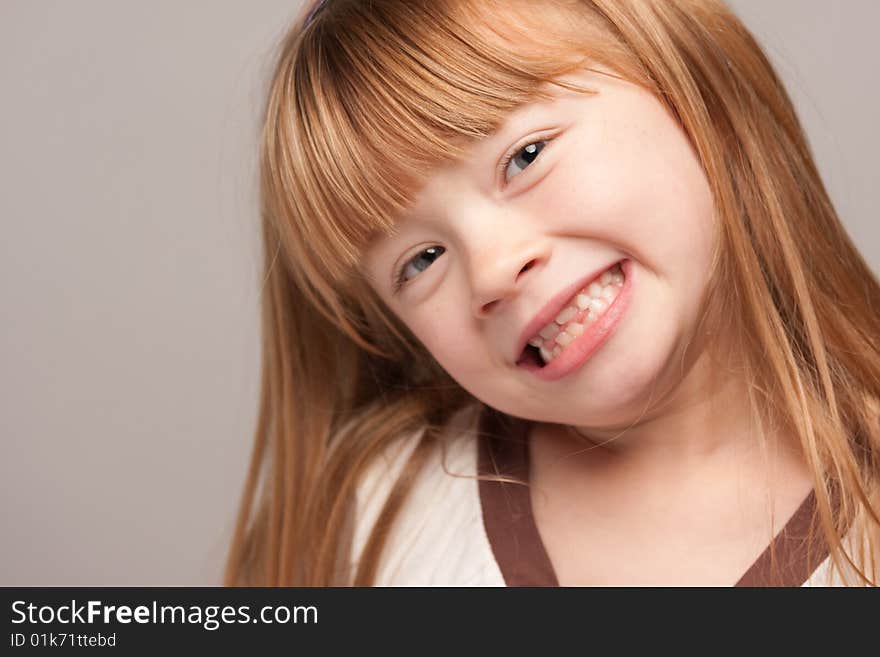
top-left (500, 139), bottom-right (548, 184)
top-left (393, 245), bottom-right (446, 293)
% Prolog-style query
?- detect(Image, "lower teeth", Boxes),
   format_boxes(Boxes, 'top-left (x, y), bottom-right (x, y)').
top-left (536, 265), bottom-right (624, 366)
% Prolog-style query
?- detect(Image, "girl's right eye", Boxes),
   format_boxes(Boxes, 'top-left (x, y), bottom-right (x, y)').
top-left (392, 246), bottom-right (446, 294)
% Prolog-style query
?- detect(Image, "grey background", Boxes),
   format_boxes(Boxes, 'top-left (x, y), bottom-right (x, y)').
top-left (1, 1), bottom-right (877, 585)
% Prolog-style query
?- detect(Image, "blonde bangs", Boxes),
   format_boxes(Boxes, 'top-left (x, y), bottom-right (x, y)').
top-left (262, 0), bottom-right (637, 291)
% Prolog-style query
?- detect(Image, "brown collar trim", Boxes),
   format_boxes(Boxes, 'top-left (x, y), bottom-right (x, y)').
top-left (477, 406), bottom-right (558, 586)
top-left (734, 485), bottom-right (840, 586)
top-left (477, 405), bottom-right (833, 587)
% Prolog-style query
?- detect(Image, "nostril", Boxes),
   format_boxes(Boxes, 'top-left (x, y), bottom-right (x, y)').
top-left (479, 257), bottom-right (539, 315)
top-left (481, 299), bottom-right (500, 314)
top-left (518, 259), bottom-right (537, 277)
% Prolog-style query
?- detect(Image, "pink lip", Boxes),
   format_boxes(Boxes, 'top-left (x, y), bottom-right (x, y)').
top-left (515, 258), bottom-right (633, 381)
top-left (513, 259), bottom-right (625, 365)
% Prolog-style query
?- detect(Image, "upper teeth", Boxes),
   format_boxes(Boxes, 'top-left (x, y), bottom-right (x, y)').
top-left (527, 263), bottom-right (624, 363)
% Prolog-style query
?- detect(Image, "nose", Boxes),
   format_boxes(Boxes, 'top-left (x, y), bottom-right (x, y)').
top-left (470, 238), bottom-right (550, 317)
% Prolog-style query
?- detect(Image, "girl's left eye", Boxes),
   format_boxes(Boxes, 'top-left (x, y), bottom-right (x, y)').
top-left (500, 139), bottom-right (548, 184)
top-left (393, 245), bottom-right (446, 293)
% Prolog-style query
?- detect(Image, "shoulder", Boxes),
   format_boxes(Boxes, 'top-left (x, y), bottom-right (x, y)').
top-left (349, 402), bottom-right (504, 586)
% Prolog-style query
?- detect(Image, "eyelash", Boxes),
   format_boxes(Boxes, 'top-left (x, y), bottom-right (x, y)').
top-left (392, 246), bottom-right (444, 294)
top-left (392, 138), bottom-right (550, 294)
top-left (496, 138), bottom-right (548, 187)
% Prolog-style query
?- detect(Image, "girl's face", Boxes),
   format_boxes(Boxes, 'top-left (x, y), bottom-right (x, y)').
top-left (363, 67), bottom-right (717, 430)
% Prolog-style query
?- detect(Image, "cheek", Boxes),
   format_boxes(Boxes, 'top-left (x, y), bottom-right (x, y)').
top-left (408, 315), bottom-right (446, 357)
top-left (538, 110), bottom-right (715, 273)
top-left (405, 299), bottom-right (483, 374)
top-left (407, 310), bottom-right (505, 398)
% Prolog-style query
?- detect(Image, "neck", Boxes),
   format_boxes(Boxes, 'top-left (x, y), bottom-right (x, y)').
top-left (528, 340), bottom-right (816, 539)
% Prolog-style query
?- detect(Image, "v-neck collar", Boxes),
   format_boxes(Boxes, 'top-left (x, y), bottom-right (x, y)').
top-left (476, 405), bottom-right (833, 586)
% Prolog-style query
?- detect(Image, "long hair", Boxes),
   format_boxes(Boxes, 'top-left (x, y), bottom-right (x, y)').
top-left (225, 0), bottom-right (880, 586)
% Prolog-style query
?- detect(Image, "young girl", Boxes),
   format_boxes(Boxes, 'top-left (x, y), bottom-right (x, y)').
top-left (225, 0), bottom-right (880, 586)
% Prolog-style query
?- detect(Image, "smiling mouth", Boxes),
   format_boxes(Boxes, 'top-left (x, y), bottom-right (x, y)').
top-left (518, 262), bottom-right (625, 368)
